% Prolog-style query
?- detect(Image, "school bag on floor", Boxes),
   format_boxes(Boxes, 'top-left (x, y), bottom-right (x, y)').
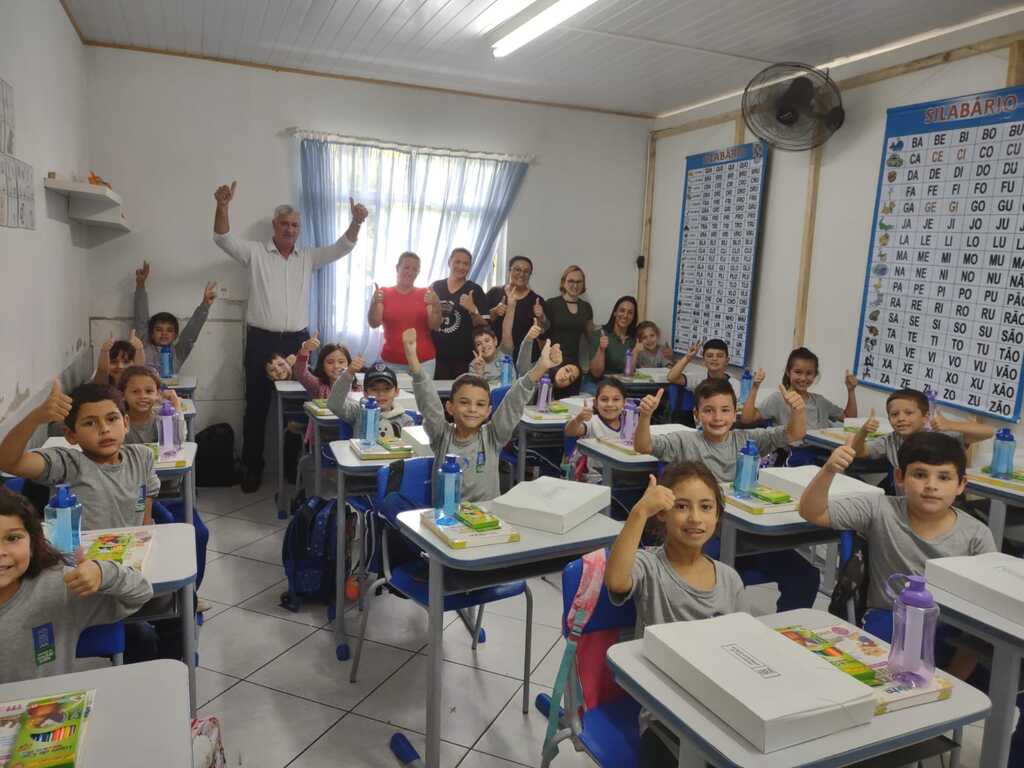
top-left (195, 423), bottom-right (241, 487)
top-left (280, 495), bottom-right (338, 611)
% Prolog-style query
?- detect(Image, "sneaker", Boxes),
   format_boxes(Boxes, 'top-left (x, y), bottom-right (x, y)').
top-left (196, 597), bottom-right (212, 613)
top-left (241, 471), bottom-right (261, 493)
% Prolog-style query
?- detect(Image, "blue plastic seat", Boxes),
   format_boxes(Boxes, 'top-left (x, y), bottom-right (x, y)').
top-left (76, 623), bottom-right (125, 665)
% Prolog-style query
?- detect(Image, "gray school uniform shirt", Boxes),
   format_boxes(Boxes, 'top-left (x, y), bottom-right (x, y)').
top-left (0, 562), bottom-right (153, 683)
top-left (413, 369), bottom-right (536, 502)
top-left (864, 430), bottom-right (965, 469)
top-left (828, 494), bottom-right (996, 610)
top-left (759, 391), bottom-right (843, 430)
top-left (325, 372), bottom-right (416, 439)
top-left (125, 419), bottom-right (182, 497)
top-left (134, 286), bottom-right (210, 368)
top-left (32, 445), bottom-right (161, 530)
top-left (649, 427), bottom-right (792, 482)
top-left (635, 348), bottom-right (674, 369)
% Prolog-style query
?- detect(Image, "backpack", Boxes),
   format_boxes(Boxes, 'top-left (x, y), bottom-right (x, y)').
top-left (195, 423), bottom-right (241, 487)
top-left (828, 534), bottom-right (870, 626)
top-left (280, 495), bottom-right (338, 611)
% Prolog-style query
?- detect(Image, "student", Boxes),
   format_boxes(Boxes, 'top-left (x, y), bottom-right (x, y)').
top-left (469, 326), bottom-right (509, 383)
top-left (327, 362), bottom-right (416, 440)
top-left (264, 352), bottom-right (296, 382)
top-left (741, 347), bottom-right (858, 429)
top-left (516, 320), bottom-right (582, 398)
top-left (92, 332), bottom-right (145, 387)
top-left (565, 379), bottom-right (626, 441)
top-left (634, 379), bottom-right (819, 611)
top-left (0, 381), bottom-right (160, 530)
top-left (633, 321), bottom-right (676, 369)
top-left (133, 260), bottom-right (216, 370)
top-left (605, 463), bottom-right (744, 768)
top-left (404, 327), bottom-right (562, 502)
top-left (0, 487), bottom-right (153, 683)
top-left (293, 333), bottom-right (361, 441)
top-left (666, 338), bottom-right (730, 387)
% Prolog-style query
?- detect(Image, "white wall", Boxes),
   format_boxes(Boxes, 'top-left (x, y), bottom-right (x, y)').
top-left (0, 0), bottom-right (92, 437)
top-left (83, 47), bottom-right (651, 436)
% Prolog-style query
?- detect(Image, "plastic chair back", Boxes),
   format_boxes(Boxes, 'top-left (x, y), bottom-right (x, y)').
top-left (375, 456), bottom-right (434, 512)
top-left (490, 385), bottom-right (511, 411)
top-left (76, 623), bottom-right (125, 660)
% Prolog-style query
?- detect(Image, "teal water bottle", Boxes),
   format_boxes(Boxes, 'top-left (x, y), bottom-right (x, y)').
top-left (733, 439), bottom-right (760, 497)
top-left (434, 454), bottom-right (463, 527)
top-left (44, 484), bottom-right (78, 554)
top-left (362, 396), bottom-right (380, 444)
top-left (991, 428), bottom-right (1016, 479)
top-left (740, 369), bottom-right (753, 404)
top-left (159, 345), bottom-right (174, 379)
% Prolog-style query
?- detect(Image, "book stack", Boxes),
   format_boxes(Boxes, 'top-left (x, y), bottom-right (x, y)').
top-left (349, 437), bottom-right (415, 460)
top-left (0, 690), bottom-right (95, 767)
top-left (80, 530), bottom-right (153, 572)
top-left (722, 484), bottom-right (797, 515)
top-left (420, 507), bottom-right (520, 549)
top-left (305, 399), bottom-right (334, 418)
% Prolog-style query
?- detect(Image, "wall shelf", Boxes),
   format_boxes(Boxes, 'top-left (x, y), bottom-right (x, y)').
top-left (44, 178), bottom-right (131, 232)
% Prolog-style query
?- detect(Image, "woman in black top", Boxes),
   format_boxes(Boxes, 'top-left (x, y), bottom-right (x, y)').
top-left (430, 247), bottom-right (488, 378)
top-left (486, 255), bottom-right (546, 355)
top-left (544, 264), bottom-right (594, 368)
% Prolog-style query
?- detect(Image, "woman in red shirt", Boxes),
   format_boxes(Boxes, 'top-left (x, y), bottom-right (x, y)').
top-left (368, 251), bottom-right (442, 377)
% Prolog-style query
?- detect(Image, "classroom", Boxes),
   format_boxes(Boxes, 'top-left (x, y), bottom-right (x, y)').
top-left (5, 1), bottom-right (1024, 766)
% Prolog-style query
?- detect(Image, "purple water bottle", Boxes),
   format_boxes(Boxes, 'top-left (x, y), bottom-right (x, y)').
top-left (156, 399), bottom-right (180, 458)
top-left (885, 574), bottom-right (938, 687)
top-left (536, 375), bottom-right (552, 412)
top-left (624, 348), bottom-right (635, 376)
top-left (621, 399), bottom-right (639, 446)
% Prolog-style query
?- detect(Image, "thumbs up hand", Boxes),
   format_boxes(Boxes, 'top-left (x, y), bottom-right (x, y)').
top-left (37, 379), bottom-right (73, 425)
top-left (349, 197), bottom-right (368, 224)
top-left (780, 383), bottom-right (804, 413)
top-left (532, 298), bottom-right (544, 320)
top-left (861, 408), bottom-right (879, 436)
top-left (634, 475), bottom-right (676, 519)
top-left (301, 331), bottom-right (321, 355)
top-left (825, 435), bottom-right (857, 474)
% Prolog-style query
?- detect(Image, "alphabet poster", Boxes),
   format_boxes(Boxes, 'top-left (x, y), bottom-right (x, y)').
top-left (672, 142), bottom-right (768, 366)
top-left (854, 87), bottom-right (1024, 421)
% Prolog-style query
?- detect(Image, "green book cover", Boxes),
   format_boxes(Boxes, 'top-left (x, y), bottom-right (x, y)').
top-left (83, 533), bottom-right (135, 564)
top-left (10, 690), bottom-right (92, 768)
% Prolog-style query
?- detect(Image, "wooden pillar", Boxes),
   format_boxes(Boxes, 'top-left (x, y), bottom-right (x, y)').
top-left (1008, 41), bottom-right (1024, 86)
top-left (636, 133), bottom-right (657, 319)
top-left (792, 144), bottom-right (823, 347)
top-left (734, 115), bottom-right (746, 145)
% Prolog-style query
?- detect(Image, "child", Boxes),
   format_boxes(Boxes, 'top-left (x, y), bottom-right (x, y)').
top-left (404, 327), bottom-right (562, 502)
top-left (0, 487), bottom-right (153, 683)
top-left (564, 379), bottom-right (627, 442)
top-left (633, 321), bottom-right (676, 369)
top-left (741, 347), bottom-right (858, 429)
top-left (469, 327), bottom-right (509, 383)
top-left (133, 260), bottom-right (215, 369)
top-left (264, 352), bottom-right (295, 382)
top-left (92, 331), bottom-right (145, 387)
top-left (0, 381), bottom-right (160, 530)
top-left (666, 338), bottom-right (730, 388)
top-left (327, 362), bottom-right (416, 440)
top-left (605, 462), bottom-right (744, 768)
top-left (293, 333), bottom-right (361, 442)
top-left (634, 379), bottom-right (819, 611)
top-left (517, 320), bottom-right (582, 397)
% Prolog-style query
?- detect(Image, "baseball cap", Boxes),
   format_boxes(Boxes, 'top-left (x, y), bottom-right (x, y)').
top-left (364, 363), bottom-right (398, 389)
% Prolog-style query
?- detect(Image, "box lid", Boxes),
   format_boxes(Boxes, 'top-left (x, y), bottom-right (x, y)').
top-left (491, 476), bottom-right (610, 515)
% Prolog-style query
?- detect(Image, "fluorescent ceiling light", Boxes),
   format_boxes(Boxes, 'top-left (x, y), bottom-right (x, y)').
top-left (493, 0), bottom-right (602, 58)
top-left (476, 0), bottom-right (541, 36)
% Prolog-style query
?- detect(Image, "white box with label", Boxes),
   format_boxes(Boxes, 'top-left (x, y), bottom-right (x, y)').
top-left (759, 466), bottom-right (884, 501)
top-left (926, 553), bottom-right (1024, 627)
top-left (489, 476), bottom-right (608, 533)
top-left (643, 613), bottom-right (876, 753)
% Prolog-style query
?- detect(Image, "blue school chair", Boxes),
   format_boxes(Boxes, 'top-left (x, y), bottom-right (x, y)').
top-left (349, 457), bottom-right (535, 716)
top-left (490, 384), bottom-right (511, 411)
top-left (76, 623), bottom-right (125, 665)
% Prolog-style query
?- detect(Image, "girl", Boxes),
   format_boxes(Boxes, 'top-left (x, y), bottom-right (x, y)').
top-left (293, 334), bottom-right (361, 444)
top-left (588, 296), bottom-right (638, 380)
top-left (741, 347), bottom-right (857, 429)
top-left (633, 321), bottom-right (676, 369)
top-left (516, 320), bottom-right (581, 397)
top-left (605, 462), bottom-right (745, 768)
top-left (564, 379), bottom-right (627, 442)
top-left (0, 487), bottom-right (153, 683)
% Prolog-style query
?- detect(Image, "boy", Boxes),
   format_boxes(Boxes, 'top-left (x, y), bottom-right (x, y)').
top-left (264, 352), bottom-right (296, 382)
top-left (327, 361), bottom-right (416, 439)
top-left (635, 378), bottom-right (818, 610)
top-left (667, 338), bottom-right (730, 388)
top-left (133, 260), bottom-right (216, 370)
top-left (0, 381), bottom-right (160, 530)
top-left (404, 327), bottom-right (562, 502)
top-left (633, 320), bottom-right (676, 369)
top-left (92, 332), bottom-right (145, 387)
top-left (469, 327), bottom-right (509, 383)
top-left (799, 432), bottom-right (995, 676)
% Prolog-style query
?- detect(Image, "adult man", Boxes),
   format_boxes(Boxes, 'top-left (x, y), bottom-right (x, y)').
top-left (212, 181), bottom-right (368, 492)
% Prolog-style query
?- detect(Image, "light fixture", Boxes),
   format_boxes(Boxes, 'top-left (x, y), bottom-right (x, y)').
top-left (492, 0), bottom-right (602, 58)
top-left (476, 0), bottom-right (541, 35)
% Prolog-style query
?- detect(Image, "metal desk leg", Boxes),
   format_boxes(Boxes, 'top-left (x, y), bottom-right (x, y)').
top-left (277, 393), bottom-right (286, 518)
top-left (181, 585), bottom-right (197, 717)
top-left (425, 554), bottom-right (444, 768)
top-left (989, 498), bottom-right (1007, 551)
top-left (335, 469), bottom-right (349, 660)
top-left (183, 467), bottom-right (195, 525)
top-left (313, 421), bottom-right (323, 498)
top-left (979, 642), bottom-right (1021, 768)
top-left (719, 521), bottom-right (737, 567)
top-left (517, 423), bottom-right (527, 483)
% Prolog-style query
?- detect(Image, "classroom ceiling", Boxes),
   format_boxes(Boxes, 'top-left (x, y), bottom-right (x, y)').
top-left (62, 0), bottom-right (1024, 117)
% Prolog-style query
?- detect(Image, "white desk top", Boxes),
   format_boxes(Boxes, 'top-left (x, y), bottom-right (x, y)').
top-left (398, 505), bottom-right (622, 570)
top-left (577, 423), bottom-right (692, 465)
top-left (0, 660), bottom-right (192, 768)
top-left (328, 426), bottom-right (433, 470)
top-left (83, 523), bottom-right (197, 593)
top-left (519, 404), bottom-right (579, 426)
top-left (606, 608), bottom-right (990, 768)
top-left (931, 585), bottom-right (1024, 646)
top-left (39, 438), bottom-right (196, 473)
top-left (274, 380), bottom-right (307, 395)
top-left (160, 375), bottom-right (197, 391)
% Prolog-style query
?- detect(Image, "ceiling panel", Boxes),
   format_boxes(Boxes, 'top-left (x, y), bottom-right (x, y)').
top-left (63, 0), bottom-right (1024, 116)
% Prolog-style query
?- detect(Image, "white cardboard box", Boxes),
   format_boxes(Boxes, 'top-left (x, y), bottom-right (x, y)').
top-left (926, 553), bottom-right (1024, 627)
top-left (643, 613), bottom-right (876, 753)
top-left (489, 476), bottom-right (609, 533)
top-left (759, 466), bottom-right (885, 501)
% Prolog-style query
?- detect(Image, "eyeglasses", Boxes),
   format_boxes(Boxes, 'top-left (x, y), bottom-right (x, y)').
top-left (510, 267), bottom-right (532, 276)
top-left (565, 279), bottom-right (584, 285)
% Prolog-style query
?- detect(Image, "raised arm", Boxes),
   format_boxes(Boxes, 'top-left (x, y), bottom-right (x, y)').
top-left (740, 368), bottom-right (766, 424)
top-left (932, 408), bottom-right (996, 446)
top-left (633, 388), bottom-right (664, 455)
top-left (93, 334), bottom-right (113, 385)
top-left (65, 560), bottom-right (153, 625)
top-left (213, 181), bottom-right (234, 235)
top-left (133, 261), bottom-right (151, 339)
top-left (666, 339), bottom-right (700, 386)
top-left (309, 198), bottom-right (368, 268)
top-left (368, 283), bottom-right (384, 329)
top-left (850, 409), bottom-right (879, 458)
top-left (0, 380), bottom-right (71, 479)
top-left (565, 399), bottom-right (593, 438)
top-left (843, 370), bottom-right (859, 418)
top-left (293, 333), bottom-right (322, 396)
top-left (516, 320), bottom-right (542, 373)
top-left (424, 288), bottom-right (442, 331)
top-left (501, 287), bottom-right (517, 353)
top-left (799, 439), bottom-right (855, 528)
top-left (326, 368), bottom-right (362, 422)
top-left (778, 384), bottom-right (807, 443)
top-left (173, 282), bottom-right (215, 365)
top-left (405, 329), bottom-right (447, 446)
top-left (606, 476), bottom-right (675, 596)
top-left (589, 329), bottom-right (609, 379)
top-left (487, 341), bottom-right (557, 445)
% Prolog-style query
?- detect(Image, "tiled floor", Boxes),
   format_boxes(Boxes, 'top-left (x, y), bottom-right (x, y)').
top-left (169, 485), bottom-right (986, 767)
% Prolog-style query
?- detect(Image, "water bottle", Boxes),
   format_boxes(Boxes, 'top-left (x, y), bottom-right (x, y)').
top-left (434, 454), bottom-right (463, 527)
top-left (624, 348), bottom-right (635, 376)
top-left (733, 439), bottom-right (760, 497)
top-left (67, 490), bottom-right (83, 551)
top-left (159, 345), bottom-right (174, 379)
top-left (500, 354), bottom-right (514, 387)
top-left (885, 574), bottom-right (938, 687)
top-left (362, 396), bottom-right (380, 445)
top-left (924, 386), bottom-right (937, 430)
top-left (740, 369), bottom-right (753, 404)
top-left (44, 484), bottom-right (79, 554)
top-left (156, 399), bottom-right (181, 458)
top-left (536, 375), bottom-right (552, 412)
top-left (991, 428), bottom-right (1016, 479)
top-left (621, 399), bottom-right (639, 447)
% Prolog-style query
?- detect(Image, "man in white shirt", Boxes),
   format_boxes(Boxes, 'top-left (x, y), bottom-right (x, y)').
top-left (212, 181), bottom-right (369, 492)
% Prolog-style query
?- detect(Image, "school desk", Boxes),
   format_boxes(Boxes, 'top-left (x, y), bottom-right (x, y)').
top-left (574, 423), bottom-right (693, 486)
top-left (606, 608), bottom-right (990, 768)
top-left (514, 404), bottom-right (578, 483)
top-left (396, 506), bottom-right (622, 768)
top-left (274, 380), bottom-right (308, 517)
top-left (159, 375), bottom-right (197, 399)
top-left (40, 438), bottom-right (198, 525)
top-left (179, 397), bottom-right (196, 440)
top-left (0, 660), bottom-right (192, 767)
top-left (327, 426), bottom-right (432, 661)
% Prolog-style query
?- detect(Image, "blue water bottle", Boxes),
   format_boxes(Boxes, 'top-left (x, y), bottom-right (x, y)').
top-left (733, 439), bottom-right (760, 497)
top-left (740, 369), bottom-right (753, 404)
top-left (500, 354), bottom-right (514, 387)
top-left (67, 490), bottom-right (83, 551)
top-left (44, 484), bottom-right (79, 554)
top-left (992, 428), bottom-right (1016, 479)
top-left (159, 345), bottom-right (174, 379)
top-left (362, 396), bottom-right (380, 445)
top-left (435, 454), bottom-right (463, 527)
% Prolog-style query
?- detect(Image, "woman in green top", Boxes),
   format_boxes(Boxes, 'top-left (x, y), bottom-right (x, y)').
top-left (544, 265), bottom-right (594, 367)
top-left (590, 295), bottom-right (638, 379)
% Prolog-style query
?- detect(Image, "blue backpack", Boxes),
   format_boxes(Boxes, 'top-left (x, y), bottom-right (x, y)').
top-left (280, 496), bottom-right (338, 612)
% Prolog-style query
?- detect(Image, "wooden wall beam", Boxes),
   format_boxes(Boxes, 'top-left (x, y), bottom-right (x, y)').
top-left (1008, 40), bottom-right (1024, 86)
top-left (636, 134), bottom-right (657, 318)
top-left (792, 145), bottom-right (823, 347)
top-left (734, 115), bottom-right (746, 145)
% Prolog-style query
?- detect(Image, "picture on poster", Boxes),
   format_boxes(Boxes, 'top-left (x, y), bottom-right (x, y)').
top-left (671, 142), bottom-right (768, 366)
top-left (854, 86), bottom-right (1024, 421)
top-left (0, 78), bottom-right (13, 155)
top-left (0, 153), bottom-right (34, 230)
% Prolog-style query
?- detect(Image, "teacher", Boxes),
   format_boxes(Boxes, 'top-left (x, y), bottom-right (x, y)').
top-left (368, 251), bottom-right (443, 377)
top-left (212, 181), bottom-right (368, 493)
top-left (430, 248), bottom-right (488, 379)
top-left (486, 256), bottom-right (546, 356)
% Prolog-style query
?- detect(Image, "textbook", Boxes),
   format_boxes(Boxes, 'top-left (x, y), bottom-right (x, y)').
top-left (80, 530), bottom-right (153, 572)
top-left (420, 510), bottom-right (520, 548)
top-left (0, 689), bottom-right (95, 768)
top-left (722, 484), bottom-right (797, 515)
top-left (305, 399), bottom-right (334, 418)
top-left (349, 437), bottom-right (415, 460)
top-left (523, 405), bottom-right (570, 421)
